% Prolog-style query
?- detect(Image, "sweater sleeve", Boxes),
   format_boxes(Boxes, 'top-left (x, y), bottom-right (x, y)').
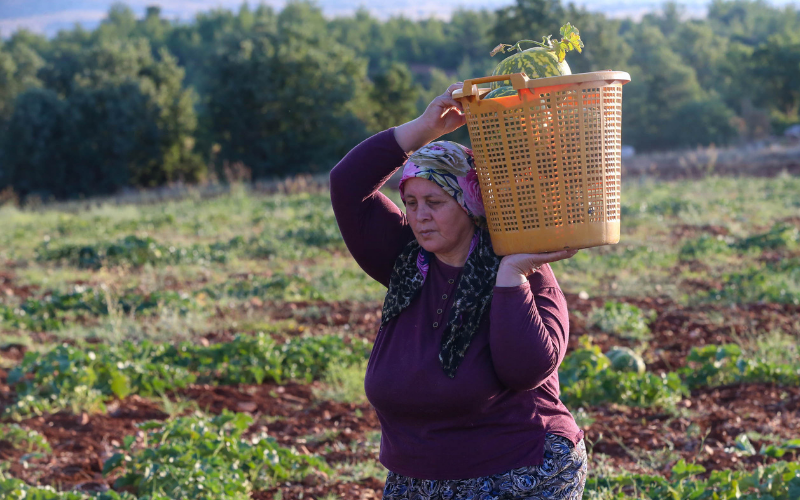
top-left (329, 128), bottom-right (416, 288)
top-left (488, 265), bottom-right (570, 391)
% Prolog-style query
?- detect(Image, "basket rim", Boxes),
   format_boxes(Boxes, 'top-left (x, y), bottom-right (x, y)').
top-left (453, 70), bottom-right (631, 99)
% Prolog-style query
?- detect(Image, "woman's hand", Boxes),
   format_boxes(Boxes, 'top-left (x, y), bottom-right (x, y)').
top-left (495, 249), bottom-right (580, 287)
top-left (394, 83), bottom-right (467, 153)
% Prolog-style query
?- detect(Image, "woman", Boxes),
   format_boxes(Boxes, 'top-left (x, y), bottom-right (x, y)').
top-left (329, 82), bottom-right (587, 500)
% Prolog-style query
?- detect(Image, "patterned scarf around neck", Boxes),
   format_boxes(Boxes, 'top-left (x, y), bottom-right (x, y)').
top-left (381, 228), bottom-right (502, 378)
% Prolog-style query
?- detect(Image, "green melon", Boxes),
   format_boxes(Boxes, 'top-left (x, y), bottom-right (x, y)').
top-left (484, 86), bottom-right (517, 99)
top-left (605, 347), bottom-right (646, 375)
top-left (490, 48), bottom-right (571, 90)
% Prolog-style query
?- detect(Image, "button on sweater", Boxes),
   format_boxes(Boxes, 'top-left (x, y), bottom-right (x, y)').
top-left (329, 128), bottom-right (584, 481)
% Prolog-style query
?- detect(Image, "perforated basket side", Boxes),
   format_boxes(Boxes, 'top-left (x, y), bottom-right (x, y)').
top-left (458, 71), bottom-right (628, 254)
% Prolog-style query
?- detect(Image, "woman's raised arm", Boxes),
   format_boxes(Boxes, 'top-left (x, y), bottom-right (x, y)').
top-left (329, 129), bottom-right (415, 288)
top-left (329, 82), bottom-right (469, 287)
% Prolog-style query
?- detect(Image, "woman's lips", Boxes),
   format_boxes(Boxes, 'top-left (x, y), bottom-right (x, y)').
top-left (419, 230), bottom-right (436, 237)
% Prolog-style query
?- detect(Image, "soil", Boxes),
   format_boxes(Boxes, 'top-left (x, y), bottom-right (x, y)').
top-left (586, 383), bottom-right (800, 477)
top-left (179, 382), bottom-right (380, 460)
top-left (1, 396), bottom-right (168, 491)
top-left (0, 271), bottom-right (40, 301)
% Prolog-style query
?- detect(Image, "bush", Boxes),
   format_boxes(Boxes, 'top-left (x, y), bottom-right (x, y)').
top-left (1, 40), bottom-right (203, 199)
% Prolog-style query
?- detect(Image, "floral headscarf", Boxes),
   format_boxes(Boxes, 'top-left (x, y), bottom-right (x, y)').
top-left (398, 141), bottom-right (487, 229)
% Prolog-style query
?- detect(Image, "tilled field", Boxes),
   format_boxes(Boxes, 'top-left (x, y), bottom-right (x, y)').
top-left (1, 294), bottom-right (798, 498)
top-left (1, 178), bottom-right (799, 498)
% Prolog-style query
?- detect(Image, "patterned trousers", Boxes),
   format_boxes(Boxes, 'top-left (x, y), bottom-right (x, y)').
top-left (382, 433), bottom-right (588, 500)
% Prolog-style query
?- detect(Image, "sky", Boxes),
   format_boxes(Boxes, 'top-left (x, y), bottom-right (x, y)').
top-left (0, 0), bottom-right (797, 38)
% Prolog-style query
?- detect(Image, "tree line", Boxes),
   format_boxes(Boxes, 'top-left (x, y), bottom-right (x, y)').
top-left (0, 0), bottom-right (798, 199)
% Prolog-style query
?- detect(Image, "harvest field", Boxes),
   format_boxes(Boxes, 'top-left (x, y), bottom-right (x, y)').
top-left (0, 171), bottom-right (799, 499)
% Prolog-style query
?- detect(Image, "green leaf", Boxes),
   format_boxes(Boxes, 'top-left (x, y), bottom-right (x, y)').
top-left (110, 370), bottom-right (131, 399)
top-left (103, 453), bottom-right (127, 476)
top-left (734, 433), bottom-right (757, 455)
top-left (554, 42), bottom-right (567, 63)
top-left (559, 23), bottom-right (584, 53)
top-left (671, 459), bottom-right (706, 480)
top-left (760, 444), bottom-right (786, 458)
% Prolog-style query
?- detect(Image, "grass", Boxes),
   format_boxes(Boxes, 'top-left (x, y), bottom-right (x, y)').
top-left (731, 329), bottom-right (800, 366)
top-left (312, 359), bottom-right (369, 405)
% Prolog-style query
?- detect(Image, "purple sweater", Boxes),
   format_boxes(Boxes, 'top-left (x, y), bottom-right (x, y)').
top-left (329, 128), bottom-right (584, 480)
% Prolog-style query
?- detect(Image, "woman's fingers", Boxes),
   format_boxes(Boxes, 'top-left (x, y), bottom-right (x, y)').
top-left (537, 249), bottom-right (580, 263)
top-left (439, 83), bottom-right (465, 113)
top-left (445, 82), bottom-right (464, 95)
top-left (500, 249), bottom-right (580, 274)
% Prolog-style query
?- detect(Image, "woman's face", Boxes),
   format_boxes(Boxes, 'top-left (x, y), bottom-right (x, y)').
top-left (403, 177), bottom-right (475, 256)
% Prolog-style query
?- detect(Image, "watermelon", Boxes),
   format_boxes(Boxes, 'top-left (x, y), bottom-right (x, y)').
top-left (484, 86), bottom-right (517, 99)
top-left (489, 23), bottom-right (583, 90)
top-left (605, 347), bottom-right (646, 375)
top-left (490, 49), bottom-right (571, 90)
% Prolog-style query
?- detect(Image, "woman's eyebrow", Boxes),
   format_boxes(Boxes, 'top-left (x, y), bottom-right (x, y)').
top-left (404, 193), bottom-right (442, 200)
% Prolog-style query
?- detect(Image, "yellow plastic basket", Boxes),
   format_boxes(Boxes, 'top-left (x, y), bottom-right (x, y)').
top-left (452, 71), bottom-right (631, 255)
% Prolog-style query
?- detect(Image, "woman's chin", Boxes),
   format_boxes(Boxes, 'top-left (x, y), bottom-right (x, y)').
top-left (416, 237), bottom-right (442, 253)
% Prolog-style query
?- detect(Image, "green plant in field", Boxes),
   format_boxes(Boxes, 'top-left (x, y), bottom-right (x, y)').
top-left (0, 424), bottom-right (51, 453)
top-left (734, 222), bottom-right (800, 252)
top-left (204, 274), bottom-right (325, 302)
top-left (681, 343), bottom-right (800, 389)
top-left (727, 433), bottom-right (800, 460)
top-left (4, 333), bottom-right (372, 418)
top-left (36, 234), bottom-right (235, 269)
top-left (103, 411), bottom-right (330, 499)
top-left (697, 258), bottom-right (800, 305)
top-left (678, 234), bottom-right (734, 261)
top-left (586, 459), bottom-right (800, 499)
top-left (558, 337), bottom-right (687, 410)
top-left (755, 439), bottom-right (800, 460)
top-left (0, 286), bottom-right (195, 331)
top-left (587, 301), bottom-right (657, 340)
top-left (734, 330), bottom-right (800, 367)
top-left (0, 474), bottom-right (134, 499)
top-left (643, 198), bottom-right (700, 217)
top-left (5, 341), bottom-right (197, 419)
top-left (280, 335), bottom-right (371, 383)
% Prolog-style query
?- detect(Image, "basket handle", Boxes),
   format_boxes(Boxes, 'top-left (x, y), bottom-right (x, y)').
top-left (459, 73), bottom-right (529, 97)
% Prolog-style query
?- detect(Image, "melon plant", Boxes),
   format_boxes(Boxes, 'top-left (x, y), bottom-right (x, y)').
top-left (489, 23), bottom-right (583, 90)
top-left (605, 346), bottom-right (646, 374)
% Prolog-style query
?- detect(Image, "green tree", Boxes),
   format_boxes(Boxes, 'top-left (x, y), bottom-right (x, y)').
top-left (622, 24), bottom-right (705, 150)
top-left (203, 1), bottom-right (371, 178)
top-left (562, 7), bottom-right (632, 73)
top-left (369, 62), bottom-right (420, 130)
top-left (668, 21), bottom-right (730, 90)
top-left (752, 36), bottom-right (800, 123)
top-left (663, 95), bottom-right (740, 148)
top-left (0, 35), bottom-right (45, 121)
top-left (492, 0), bottom-right (566, 45)
top-left (3, 38), bottom-right (202, 198)
top-left (95, 2), bottom-right (138, 42)
top-left (707, 0), bottom-right (800, 45)
top-left (1, 89), bottom-right (70, 197)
